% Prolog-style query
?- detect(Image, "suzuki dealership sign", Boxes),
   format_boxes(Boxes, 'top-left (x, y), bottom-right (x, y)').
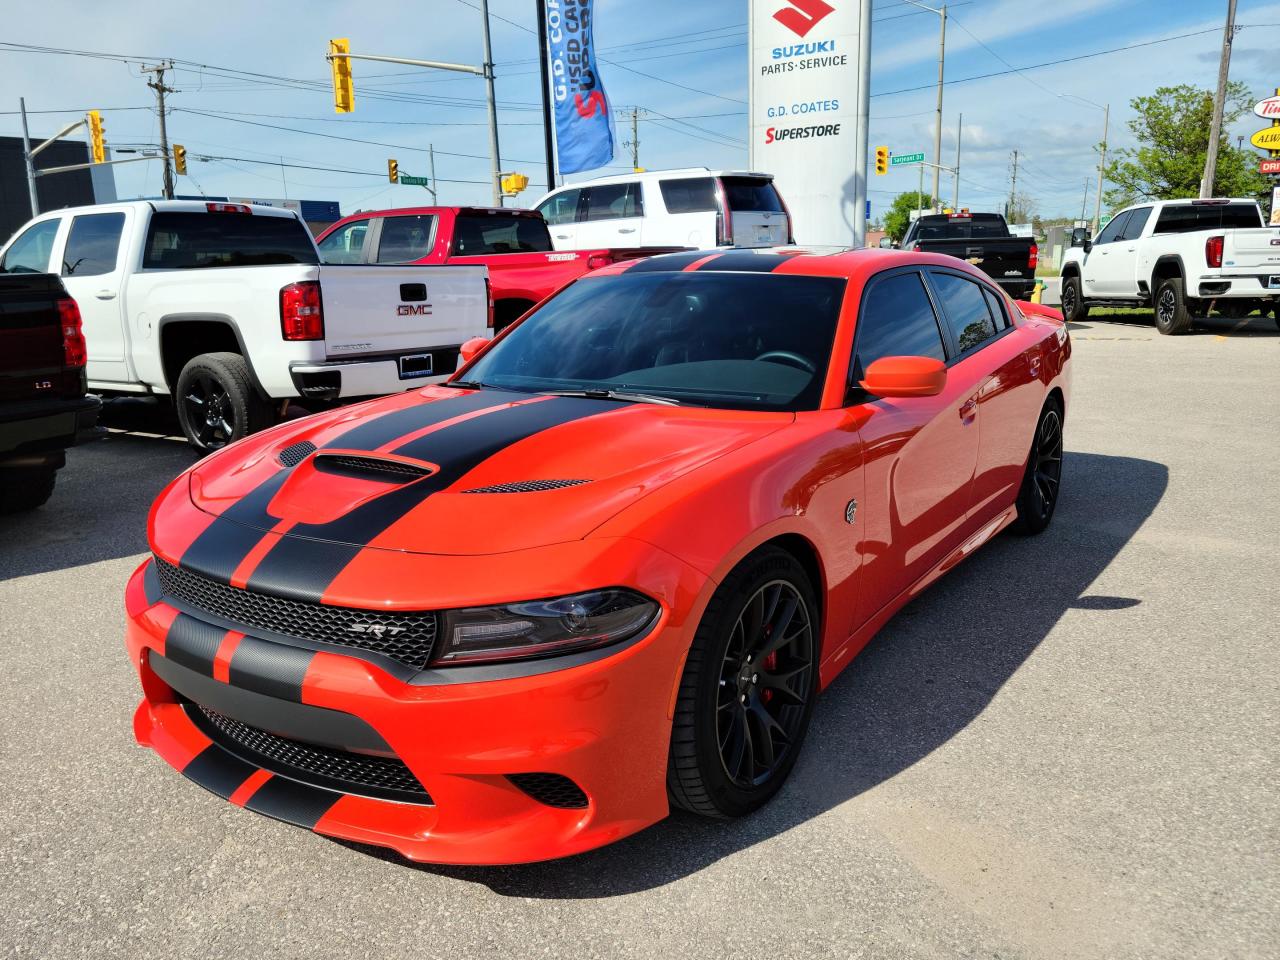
top-left (749, 0), bottom-right (871, 247)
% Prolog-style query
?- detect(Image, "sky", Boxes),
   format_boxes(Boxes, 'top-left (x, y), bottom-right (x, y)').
top-left (1, 0), bottom-right (1277, 220)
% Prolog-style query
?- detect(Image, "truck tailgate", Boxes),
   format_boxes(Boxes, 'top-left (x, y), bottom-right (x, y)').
top-left (317, 264), bottom-right (489, 360)
top-left (1223, 228), bottom-right (1280, 271)
top-left (0, 274), bottom-right (73, 400)
top-left (917, 237), bottom-right (1033, 282)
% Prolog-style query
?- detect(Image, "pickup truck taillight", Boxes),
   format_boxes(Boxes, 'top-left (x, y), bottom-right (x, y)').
top-left (56, 297), bottom-right (87, 368)
top-left (485, 277), bottom-right (494, 329)
top-left (1205, 235), bottom-right (1224, 269)
top-left (1028, 244), bottom-right (1039, 270)
top-left (279, 281), bottom-right (324, 341)
top-left (586, 254), bottom-right (614, 270)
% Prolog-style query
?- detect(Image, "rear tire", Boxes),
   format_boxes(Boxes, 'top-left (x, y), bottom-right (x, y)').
top-left (1010, 398), bottom-right (1064, 536)
top-left (174, 352), bottom-right (273, 454)
top-left (1154, 277), bottom-right (1194, 335)
top-left (667, 547), bottom-right (820, 819)
top-left (1060, 275), bottom-right (1089, 322)
top-left (0, 464), bottom-right (57, 514)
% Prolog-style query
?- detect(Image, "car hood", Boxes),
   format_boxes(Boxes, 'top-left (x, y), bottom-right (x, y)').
top-left (188, 387), bottom-right (790, 557)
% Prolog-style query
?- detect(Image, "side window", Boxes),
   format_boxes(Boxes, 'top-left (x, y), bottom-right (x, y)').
top-left (983, 287), bottom-right (1011, 329)
top-left (1094, 211), bottom-right (1130, 245)
top-left (852, 271), bottom-right (948, 384)
top-left (536, 188), bottom-right (581, 226)
top-left (317, 219), bottom-right (370, 264)
top-left (584, 183), bottom-right (642, 221)
top-left (659, 177), bottom-right (718, 214)
top-left (1, 219), bottom-right (61, 274)
top-left (1119, 206), bottom-right (1151, 240)
top-left (61, 213), bottom-right (125, 277)
top-left (931, 272), bottom-right (1000, 354)
top-left (375, 215), bottom-right (437, 263)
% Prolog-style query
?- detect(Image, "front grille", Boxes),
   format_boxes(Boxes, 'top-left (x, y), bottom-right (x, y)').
top-left (507, 773), bottom-right (589, 809)
top-left (154, 558), bottom-right (438, 670)
top-left (277, 439), bottom-right (316, 467)
top-left (463, 479), bottom-right (588, 494)
top-left (313, 454), bottom-right (433, 482)
top-left (188, 703), bottom-right (432, 805)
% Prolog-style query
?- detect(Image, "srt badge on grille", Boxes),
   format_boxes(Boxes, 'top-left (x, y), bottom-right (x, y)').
top-left (348, 623), bottom-right (406, 637)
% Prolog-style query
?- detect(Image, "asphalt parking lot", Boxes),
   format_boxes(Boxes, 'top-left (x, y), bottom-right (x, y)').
top-left (1, 311), bottom-right (1276, 960)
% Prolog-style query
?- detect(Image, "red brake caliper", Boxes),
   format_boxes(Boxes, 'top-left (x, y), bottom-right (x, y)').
top-left (761, 651), bottom-right (778, 703)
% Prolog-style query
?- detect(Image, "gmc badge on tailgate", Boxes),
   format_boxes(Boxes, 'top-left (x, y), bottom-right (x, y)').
top-left (397, 303), bottom-right (433, 316)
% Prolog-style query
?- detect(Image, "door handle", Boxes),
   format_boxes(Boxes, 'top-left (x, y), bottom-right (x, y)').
top-left (95, 290), bottom-right (117, 300)
top-left (618, 228), bottom-right (637, 234)
top-left (959, 397), bottom-right (978, 423)
top-left (555, 233), bottom-right (570, 239)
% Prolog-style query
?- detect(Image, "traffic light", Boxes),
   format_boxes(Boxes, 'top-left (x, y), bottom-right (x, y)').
top-left (874, 145), bottom-right (889, 176)
top-left (388, 158), bottom-right (399, 184)
top-left (500, 172), bottom-right (529, 196)
top-left (87, 110), bottom-right (105, 164)
top-left (173, 144), bottom-right (187, 176)
top-left (330, 38), bottom-right (354, 114)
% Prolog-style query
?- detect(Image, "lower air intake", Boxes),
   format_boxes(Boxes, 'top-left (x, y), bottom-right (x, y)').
top-left (507, 772), bottom-right (589, 809)
top-left (188, 703), bottom-right (433, 805)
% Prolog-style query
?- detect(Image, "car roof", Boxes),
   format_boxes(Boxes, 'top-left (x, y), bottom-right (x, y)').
top-left (26, 199), bottom-right (300, 220)
top-left (590, 246), bottom-right (977, 282)
top-left (533, 168), bottom-right (774, 201)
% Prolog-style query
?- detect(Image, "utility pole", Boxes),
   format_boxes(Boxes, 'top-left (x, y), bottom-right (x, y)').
top-left (622, 107), bottom-right (641, 170)
top-left (19, 98), bottom-right (39, 217)
top-left (479, 0), bottom-right (503, 206)
top-left (143, 61), bottom-right (176, 199)
top-left (1008, 149), bottom-right (1018, 219)
top-left (1080, 178), bottom-right (1090, 223)
top-left (901, 1), bottom-right (947, 207)
top-left (917, 161), bottom-right (924, 220)
top-left (1092, 103), bottom-right (1109, 236)
top-left (952, 113), bottom-right (962, 210)
top-left (534, 0), bottom-right (556, 191)
top-left (1200, 0), bottom-right (1237, 198)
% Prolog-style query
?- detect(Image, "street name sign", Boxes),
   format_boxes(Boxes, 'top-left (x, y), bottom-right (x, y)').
top-left (400, 174), bottom-right (430, 187)
top-left (891, 152), bottom-right (925, 165)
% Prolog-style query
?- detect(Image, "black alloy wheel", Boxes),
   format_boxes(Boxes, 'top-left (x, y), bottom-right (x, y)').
top-left (1012, 401), bottom-right (1064, 535)
top-left (668, 547), bottom-right (820, 818)
top-left (184, 372), bottom-right (235, 450)
top-left (174, 352), bottom-right (273, 455)
top-left (1061, 275), bottom-right (1088, 323)
top-left (715, 579), bottom-right (815, 789)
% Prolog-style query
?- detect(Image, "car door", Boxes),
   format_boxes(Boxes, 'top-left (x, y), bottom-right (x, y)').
top-left (575, 182), bottom-right (644, 249)
top-left (1102, 206), bottom-right (1151, 297)
top-left (534, 187), bottom-right (583, 250)
top-left (1080, 210), bottom-right (1132, 296)
top-left (849, 268), bottom-right (981, 625)
top-left (372, 214), bottom-right (439, 263)
top-left (58, 210), bottom-right (132, 384)
top-left (316, 217), bottom-right (374, 264)
top-left (927, 270), bottom-right (1042, 523)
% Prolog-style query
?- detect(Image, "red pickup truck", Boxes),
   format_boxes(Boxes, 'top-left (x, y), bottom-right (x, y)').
top-left (316, 206), bottom-right (681, 330)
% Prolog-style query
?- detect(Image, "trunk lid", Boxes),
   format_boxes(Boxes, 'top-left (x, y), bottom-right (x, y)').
top-left (721, 176), bottom-right (791, 247)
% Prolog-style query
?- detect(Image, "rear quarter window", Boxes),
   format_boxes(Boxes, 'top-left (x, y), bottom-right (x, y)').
top-left (1153, 203), bottom-right (1263, 234)
top-left (143, 212), bottom-right (318, 269)
top-left (659, 178), bottom-right (718, 214)
top-left (454, 215), bottom-right (552, 255)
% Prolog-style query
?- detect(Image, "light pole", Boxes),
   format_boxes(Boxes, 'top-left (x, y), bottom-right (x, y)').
top-left (901, 0), bottom-right (946, 210)
top-left (1067, 95), bottom-right (1110, 236)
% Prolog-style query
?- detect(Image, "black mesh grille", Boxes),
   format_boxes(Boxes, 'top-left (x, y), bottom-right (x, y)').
top-left (463, 479), bottom-right (588, 494)
top-left (507, 773), bottom-right (589, 809)
top-left (314, 454), bottom-right (433, 482)
top-left (277, 440), bottom-right (316, 467)
top-left (188, 703), bottom-right (432, 804)
top-left (154, 558), bottom-right (438, 670)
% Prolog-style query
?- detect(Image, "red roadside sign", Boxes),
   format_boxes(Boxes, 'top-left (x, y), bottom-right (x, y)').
top-left (1261, 158), bottom-right (1280, 176)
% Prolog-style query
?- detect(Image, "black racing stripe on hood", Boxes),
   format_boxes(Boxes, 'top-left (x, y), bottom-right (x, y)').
top-left (243, 397), bottom-right (621, 603)
top-left (178, 390), bottom-right (526, 585)
top-left (694, 251), bottom-right (795, 272)
top-left (624, 251), bottom-right (716, 273)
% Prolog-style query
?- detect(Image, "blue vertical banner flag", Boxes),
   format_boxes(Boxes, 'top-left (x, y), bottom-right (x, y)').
top-left (545, 0), bottom-right (615, 174)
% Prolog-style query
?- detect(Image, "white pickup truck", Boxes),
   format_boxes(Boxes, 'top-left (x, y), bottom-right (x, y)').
top-left (1060, 198), bottom-right (1280, 334)
top-left (0, 200), bottom-right (490, 450)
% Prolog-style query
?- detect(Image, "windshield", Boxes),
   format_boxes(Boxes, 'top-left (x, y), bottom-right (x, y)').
top-left (463, 271), bottom-right (846, 411)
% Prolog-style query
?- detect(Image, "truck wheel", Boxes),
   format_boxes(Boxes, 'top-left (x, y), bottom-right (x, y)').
top-left (1060, 275), bottom-right (1089, 322)
top-left (0, 465), bottom-right (57, 514)
top-left (1154, 277), bottom-right (1194, 335)
top-left (175, 352), bottom-right (273, 454)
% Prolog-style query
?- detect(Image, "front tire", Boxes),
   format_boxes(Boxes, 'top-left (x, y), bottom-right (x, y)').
top-left (174, 352), bottom-right (273, 454)
top-left (668, 547), bottom-right (820, 819)
top-left (1011, 399), bottom-right (1064, 536)
top-left (1060, 275), bottom-right (1089, 322)
top-left (1154, 277), bottom-right (1194, 335)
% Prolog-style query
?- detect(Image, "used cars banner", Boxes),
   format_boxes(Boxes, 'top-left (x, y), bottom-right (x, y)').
top-left (749, 0), bottom-right (869, 246)
top-left (546, 0), bottom-right (616, 174)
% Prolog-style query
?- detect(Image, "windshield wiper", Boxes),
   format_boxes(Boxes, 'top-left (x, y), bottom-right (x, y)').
top-left (544, 388), bottom-right (681, 406)
top-left (444, 379), bottom-right (488, 389)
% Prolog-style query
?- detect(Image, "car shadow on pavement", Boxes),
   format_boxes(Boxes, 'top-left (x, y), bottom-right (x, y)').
top-left (1084, 311), bottom-right (1278, 337)
top-left (337, 450), bottom-right (1169, 896)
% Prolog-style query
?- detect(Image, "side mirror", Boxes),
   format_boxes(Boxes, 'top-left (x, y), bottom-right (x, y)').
top-left (859, 356), bottom-right (947, 399)
top-left (1070, 227), bottom-right (1092, 252)
top-left (458, 336), bottom-right (490, 365)
top-left (878, 236), bottom-right (894, 249)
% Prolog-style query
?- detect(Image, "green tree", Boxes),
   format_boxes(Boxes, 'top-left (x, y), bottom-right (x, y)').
top-left (1104, 82), bottom-right (1268, 207)
top-left (883, 191), bottom-right (936, 241)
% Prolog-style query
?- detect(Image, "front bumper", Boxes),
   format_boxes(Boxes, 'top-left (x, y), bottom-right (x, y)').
top-left (124, 547), bottom-right (708, 865)
top-left (289, 347), bottom-right (462, 401)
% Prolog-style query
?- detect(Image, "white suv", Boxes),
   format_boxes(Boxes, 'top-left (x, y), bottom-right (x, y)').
top-left (532, 168), bottom-right (793, 252)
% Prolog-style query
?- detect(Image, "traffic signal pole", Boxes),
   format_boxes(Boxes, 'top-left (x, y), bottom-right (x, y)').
top-left (19, 98), bottom-right (39, 216)
top-left (480, 0), bottom-right (503, 206)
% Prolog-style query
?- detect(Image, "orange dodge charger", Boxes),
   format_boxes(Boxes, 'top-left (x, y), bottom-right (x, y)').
top-left (125, 247), bottom-right (1071, 864)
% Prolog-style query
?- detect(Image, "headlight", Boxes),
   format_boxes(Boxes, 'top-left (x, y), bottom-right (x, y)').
top-left (433, 589), bottom-right (659, 666)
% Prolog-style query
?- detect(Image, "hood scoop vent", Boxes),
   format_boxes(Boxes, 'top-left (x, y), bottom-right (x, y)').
top-left (313, 453), bottom-right (434, 484)
top-left (277, 439), bottom-right (317, 467)
top-left (462, 479), bottom-right (589, 494)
